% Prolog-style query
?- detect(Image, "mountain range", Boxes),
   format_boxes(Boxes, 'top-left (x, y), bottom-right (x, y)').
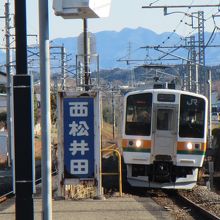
top-left (1, 27), bottom-right (220, 70)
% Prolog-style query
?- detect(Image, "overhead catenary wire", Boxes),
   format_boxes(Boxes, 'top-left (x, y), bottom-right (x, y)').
top-left (155, 0), bottom-right (196, 47)
top-left (205, 26), bottom-right (217, 48)
top-left (146, 1), bottom-right (219, 49)
top-left (137, 0), bottom-right (220, 66)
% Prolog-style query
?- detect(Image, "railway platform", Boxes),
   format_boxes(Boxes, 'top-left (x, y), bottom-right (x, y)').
top-left (0, 195), bottom-right (173, 220)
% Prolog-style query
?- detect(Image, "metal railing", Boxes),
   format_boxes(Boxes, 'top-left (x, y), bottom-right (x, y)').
top-left (101, 147), bottom-right (122, 197)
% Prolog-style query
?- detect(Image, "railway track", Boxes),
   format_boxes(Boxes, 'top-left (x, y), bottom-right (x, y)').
top-left (0, 191), bottom-right (13, 203)
top-left (1, 149), bottom-right (219, 220)
top-left (2, 174), bottom-right (219, 220)
top-left (0, 141), bottom-right (115, 204)
top-left (176, 192), bottom-right (220, 220)
top-left (155, 189), bottom-right (220, 220)
top-left (101, 152), bottom-right (220, 220)
top-left (0, 168), bottom-right (57, 204)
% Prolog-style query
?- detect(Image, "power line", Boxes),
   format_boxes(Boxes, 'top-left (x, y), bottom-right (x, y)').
top-left (205, 26), bottom-right (217, 48)
top-left (142, 4), bottom-right (220, 9)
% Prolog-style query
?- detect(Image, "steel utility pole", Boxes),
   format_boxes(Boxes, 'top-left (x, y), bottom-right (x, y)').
top-left (39, 0), bottom-right (52, 219)
top-left (61, 45), bottom-right (66, 90)
top-left (195, 64), bottom-right (199, 93)
top-left (188, 36), bottom-right (196, 92)
top-left (111, 87), bottom-right (115, 139)
top-left (198, 11), bottom-right (206, 94)
top-left (0, 1), bottom-right (13, 170)
top-left (83, 18), bottom-right (89, 91)
top-left (14, 0), bottom-right (34, 219)
top-left (208, 69), bottom-right (212, 150)
top-left (208, 69), bottom-right (214, 191)
top-left (4, 1), bottom-right (13, 169)
top-left (191, 11), bottom-right (206, 94)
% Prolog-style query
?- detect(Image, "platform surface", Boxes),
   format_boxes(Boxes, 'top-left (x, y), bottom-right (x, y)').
top-left (0, 195), bottom-right (173, 220)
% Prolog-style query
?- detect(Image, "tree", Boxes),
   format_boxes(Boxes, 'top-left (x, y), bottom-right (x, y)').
top-left (0, 85), bottom-right (6, 93)
top-left (51, 92), bottom-right (57, 125)
top-left (34, 93), bottom-right (38, 125)
top-left (0, 111), bottom-right (7, 128)
top-left (103, 107), bottom-right (113, 124)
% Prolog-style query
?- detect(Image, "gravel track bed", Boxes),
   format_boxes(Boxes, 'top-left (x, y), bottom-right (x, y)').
top-left (102, 157), bottom-right (220, 219)
top-left (147, 185), bottom-right (220, 220)
top-left (179, 185), bottom-right (220, 218)
top-left (148, 190), bottom-right (195, 220)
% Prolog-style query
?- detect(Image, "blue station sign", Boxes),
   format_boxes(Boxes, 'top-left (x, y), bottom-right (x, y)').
top-left (63, 97), bottom-right (94, 179)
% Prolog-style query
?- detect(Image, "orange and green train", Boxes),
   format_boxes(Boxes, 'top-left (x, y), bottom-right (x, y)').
top-left (121, 89), bottom-right (208, 189)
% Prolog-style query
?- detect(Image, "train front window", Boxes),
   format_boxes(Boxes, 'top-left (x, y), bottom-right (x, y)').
top-left (179, 95), bottom-right (205, 138)
top-left (157, 109), bottom-right (173, 130)
top-left (125, 93), bottom-right (152, 136)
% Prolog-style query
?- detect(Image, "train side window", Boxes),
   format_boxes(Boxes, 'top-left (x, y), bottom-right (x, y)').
top-left (125, 93), bottom-right (152, 136)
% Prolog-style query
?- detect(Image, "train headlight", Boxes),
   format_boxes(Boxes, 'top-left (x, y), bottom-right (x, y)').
top-left (187, 142), bottom-right (193, 150)
top-left (135, 140), bottom-right (142, 148)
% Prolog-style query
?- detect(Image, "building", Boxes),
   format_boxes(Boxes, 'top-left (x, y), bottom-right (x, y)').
top-left (0, 71), bottom-right (6, 85)
top-left (0, 71), bottom-right (7, 112)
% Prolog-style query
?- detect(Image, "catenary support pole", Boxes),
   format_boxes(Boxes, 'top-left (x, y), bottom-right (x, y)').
top-left (83, 18), bottom-right (89, 90)
top-left (195, 64), bottom-right (199, 94)
top-left (5, 1), bottom-right (12, 168)
top-left (39, 0), bottom-right (52, 219)
top-left (14, 0), bottom-right (34, 219)
top-left (208, 70), bottom-right (212, 149)
top-left (61, 45), bottom-right (66, 90)
top-left (5, 1), bottom-right (16, 193)
top-left (208, 70), bottom-right (214, 190)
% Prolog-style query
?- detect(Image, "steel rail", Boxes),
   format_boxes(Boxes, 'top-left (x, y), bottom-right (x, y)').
top-left (0, 170), bottom-right (57, 204)
top-left (177, 192), bottom-right (220, 220)
top-left (163, 190), bottom-right (220, 220)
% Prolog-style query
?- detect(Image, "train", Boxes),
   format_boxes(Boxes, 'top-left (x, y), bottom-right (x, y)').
top-left (121, 88), bottom-right (208, 189)
top-left (212, 105), bottom-right (220, 121)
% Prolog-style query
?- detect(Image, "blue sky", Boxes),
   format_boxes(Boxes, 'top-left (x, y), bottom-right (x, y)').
top-left (0, 0), bottom-right (220, 45)
top-left (25, 0), bottom-right (220, 42)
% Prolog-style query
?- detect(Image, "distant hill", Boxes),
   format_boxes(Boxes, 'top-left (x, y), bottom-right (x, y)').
top-left (52, 27), bottom-right (185, 69)
top-left (0, 27), bottom-right (220, 70)
top-left (51, 27), bottom-right (220, 69)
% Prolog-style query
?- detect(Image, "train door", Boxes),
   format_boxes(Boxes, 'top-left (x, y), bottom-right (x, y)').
top-left (152, 106), bottom-right (177, 159)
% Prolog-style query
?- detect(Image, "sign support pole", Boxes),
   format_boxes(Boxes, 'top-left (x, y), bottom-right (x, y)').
top-left (94, 91), bottom-right (103, 198)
